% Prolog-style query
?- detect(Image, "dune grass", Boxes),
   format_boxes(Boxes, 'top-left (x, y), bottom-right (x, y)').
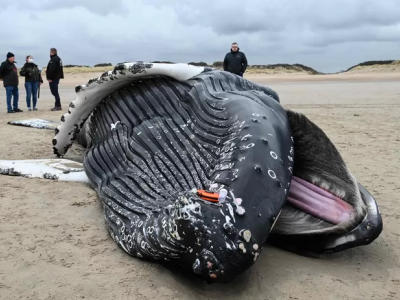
top-left (17, 60), bottom-right (399, 77)
top-left (60, 64), bottom-right (318, 75)
top-left (53, 66), bottom-right (112, 74)
top-left (345, 60), bottom-right (400, 73)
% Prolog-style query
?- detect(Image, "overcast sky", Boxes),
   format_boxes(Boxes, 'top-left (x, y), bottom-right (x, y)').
top-left (1, 0), bottom-right (399, 73)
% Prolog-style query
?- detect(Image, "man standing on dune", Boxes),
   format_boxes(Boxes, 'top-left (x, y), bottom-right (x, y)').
top-left (223, 42), bottom-right (248, 77)
top-left (46, 48), bottom-right (64, 111)
top-left (0, 52), bottom-right (23, 113)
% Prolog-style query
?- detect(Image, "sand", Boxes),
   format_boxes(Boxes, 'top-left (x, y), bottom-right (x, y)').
top-left (0, 70), bottom-right (399, 300)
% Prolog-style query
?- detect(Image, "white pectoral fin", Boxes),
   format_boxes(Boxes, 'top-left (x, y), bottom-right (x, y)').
top-left (52, 62), bottom-right (209, 157)
top-left (0, 159), bottom-right (89, 183)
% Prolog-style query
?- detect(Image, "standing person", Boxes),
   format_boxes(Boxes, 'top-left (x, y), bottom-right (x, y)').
top-left (0, 52), bottom-right (23, 113)
top-left (223, 42), bottom-right (248, 77)
top-left (20, 55), bottom-right (43, 111)
top-left (46, 47), bottom-right (64, 111)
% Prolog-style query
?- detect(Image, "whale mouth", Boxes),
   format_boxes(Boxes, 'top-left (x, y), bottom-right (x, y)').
top-left (287, 176), bottom-right (355, 225)
top-left (270, 177), bottom-right (382, 255)
top-left (268, 109), bottom-right (382, 255)
top-left (270, 108), bottom-right (369, 236)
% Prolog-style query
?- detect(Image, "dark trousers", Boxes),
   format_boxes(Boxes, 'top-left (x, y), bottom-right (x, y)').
top-left (49, 79), bottom-right (61, 107)
top-left (5, 85), bottom-right (19, 111)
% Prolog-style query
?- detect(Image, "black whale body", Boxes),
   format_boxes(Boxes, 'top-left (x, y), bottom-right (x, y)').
top-left (54, 64), bottom-right (382, 284)
top-left (77, 70), bottom-right (293, 283)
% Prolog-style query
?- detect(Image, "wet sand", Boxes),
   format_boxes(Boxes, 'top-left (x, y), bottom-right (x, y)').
top-left (0, 71), bottom-right (399, 300)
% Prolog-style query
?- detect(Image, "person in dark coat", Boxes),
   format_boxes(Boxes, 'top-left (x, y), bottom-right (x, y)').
top-left (20, 55), bottom-right (43, 111)
top-left (0, 52), bottom-right (23, 113)
top-left (46, 47), bottom-right (64, 111)
top-left (223, 42), bottom-right (248, 77)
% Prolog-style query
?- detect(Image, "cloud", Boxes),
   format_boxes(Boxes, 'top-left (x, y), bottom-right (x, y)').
top-left (148, 0), bottom-right (400, 34)
top-left (0, 0), bottom-right (399, 73)
top-left (307, 24), bottom-right (400, 47)
top-left (6, 0), bottom-right (128, 16)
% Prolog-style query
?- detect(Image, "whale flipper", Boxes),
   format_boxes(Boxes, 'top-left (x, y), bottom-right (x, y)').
top-left (7, 118), bottom-right (59, 130)
top-left (0, 159), bottom-right (89, 182)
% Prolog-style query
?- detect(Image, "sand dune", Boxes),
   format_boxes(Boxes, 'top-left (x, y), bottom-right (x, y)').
top-left (0, 69), bottom-right (399, 300)
top-left (345, 60), bottom-right (400, 74)
top-left (23, 59), bottom-right (400, 78)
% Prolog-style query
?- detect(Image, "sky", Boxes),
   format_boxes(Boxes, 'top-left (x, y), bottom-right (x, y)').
top-left (1, 0), bottom-right (399, 73)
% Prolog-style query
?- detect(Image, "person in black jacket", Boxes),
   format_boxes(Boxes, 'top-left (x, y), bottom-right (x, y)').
top-left (0, 52), bottom-right (23, 113)
top-left (223, 42), bottom-right (248, 77)
top-left (46, 48), bottom-right (64, 111)
top-left (20, 55), bottom-right (43, 111)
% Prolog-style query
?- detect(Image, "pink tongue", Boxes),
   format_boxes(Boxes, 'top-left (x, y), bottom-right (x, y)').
top-left (287, 176), bottom-right (355, 225)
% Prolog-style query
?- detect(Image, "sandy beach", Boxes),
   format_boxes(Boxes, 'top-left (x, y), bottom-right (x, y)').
top-left (0, 69), bottom-right (399, 300)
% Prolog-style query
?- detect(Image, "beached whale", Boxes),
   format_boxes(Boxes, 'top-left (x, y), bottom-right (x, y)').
top-left (1, 62), bottom-right (382, 283)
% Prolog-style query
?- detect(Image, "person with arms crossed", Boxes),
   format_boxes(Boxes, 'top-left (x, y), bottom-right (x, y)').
top-left (223, 42), bottom-right (248, 77)
top-left (46, 48), bottom-right (64, 111)
top-left (0, 52), bottom-right (22, 113)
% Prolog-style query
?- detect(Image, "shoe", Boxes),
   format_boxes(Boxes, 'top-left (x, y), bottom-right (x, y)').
top-left (33, 108), bottom-right (38, 111)
top-left (51, 107), bottom-right (62, 111)
top-left (7, 110), bottom-right (15, 113)
top-left (28, 108), bottom-right (31, 111)
top-left (13, 108), bottom-right (23, 112)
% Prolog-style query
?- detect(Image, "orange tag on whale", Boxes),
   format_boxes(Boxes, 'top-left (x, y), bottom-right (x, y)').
top-left (197, 190), bottom-right (220, 203)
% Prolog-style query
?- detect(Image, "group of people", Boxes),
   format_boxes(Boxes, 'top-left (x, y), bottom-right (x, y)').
top-left (0, 48), bottom-right (64, 113)
top-left (0, 43), bottom-right (246, 114)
